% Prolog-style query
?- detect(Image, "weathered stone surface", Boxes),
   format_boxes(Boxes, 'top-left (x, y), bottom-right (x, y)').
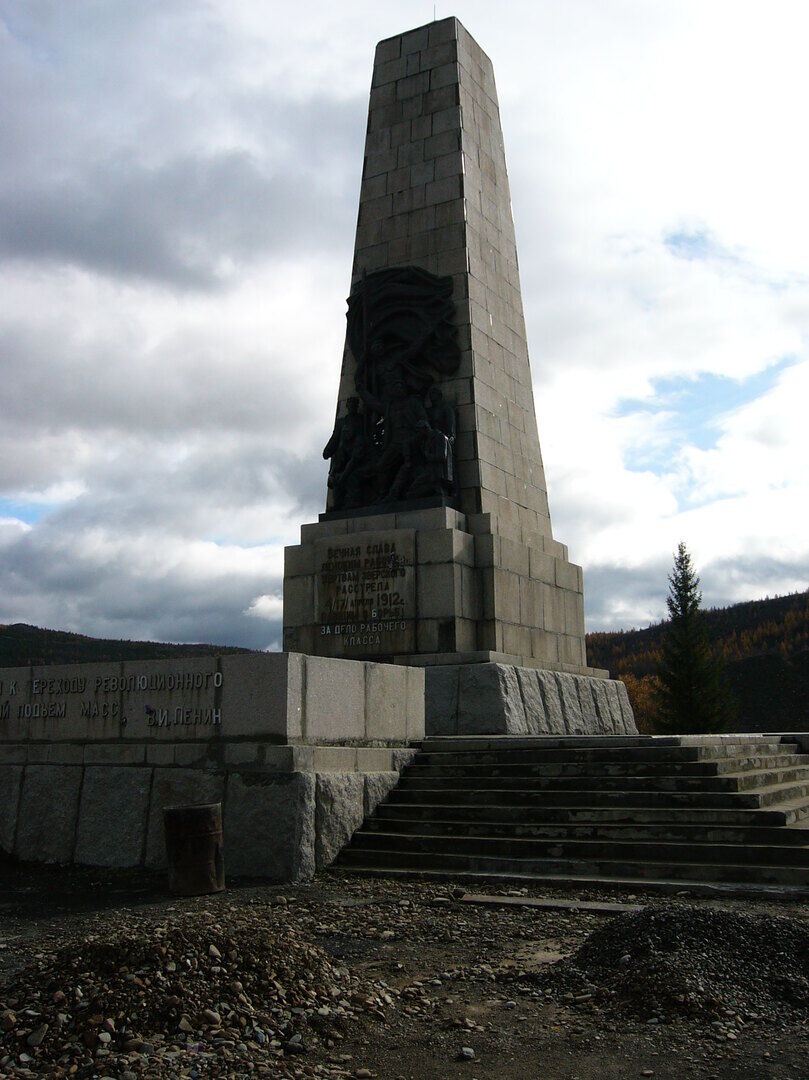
top-left (574, 676), bottom-right (602, 734)
top-left (222, 652), bottom-right (301, 739)
top-left (458, 664), bottom-right (526, 735)
top-left (555, 673), bottom-right (586, 735)
top-left (74, 766), bottom-right (153, 867)
top-left (364, 771), bottom-right (400, 817)
top-left (224, 772), bottom-right (315, 880)
top-left (601, 679), bottom-right (625, 734)
top-left (515, 668), bottom-right (549, 734)
top-left (593, 679), bottom-right (617, 735)
top-left (0, 765), bottom-right (23, 854)
top-left (536, 670), bottom-right (566, 733)
top-left (145, 768), bottom-right (226, 869)
top-left (315, 773), bottom-right (365, 870)
top-left (426, 664), bottom-right (633, 736)
top-left (366, 662), bottom-right (409, 741)
top-left (425, 666), bottom-right (460, 735)
top-left (304, 657), bottom-right (366, 742)
top-left (391, 747), bottom-right (419, 771)
top-left (405, 665), bottom-right (426, 741)
top-left (15, 764), bottom-right (83, 864)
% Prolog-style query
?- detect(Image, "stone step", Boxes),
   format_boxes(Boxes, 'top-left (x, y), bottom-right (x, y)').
top-left (387, 785), bottom-right (765, 809)
top-left (336, 846), bottom-right (809, 887)
top-left (715, 753), bottom-right (809, 774)
top-left (398, 765), bottom-right (809, 794)
top-left (364, 814), bottom-right (809, 846)
top-left (334, 736), bottom-right (809, 891)
top-left (422, 736), bottom-right (680, 751)
top-left (416, 742), bottom-right (794, 767)
top-left (348, 830), bottom-right (809, 867)
top-left (373, 802), bottom-right (795, 827)
top-left (421, 736), bottom-right (794, 755)
top-left (757, 779), bottom-right (809, 807)
top-left (403, 755), bottom-right (809, 781)
top-left (398, 772), bottom-right (785, 793)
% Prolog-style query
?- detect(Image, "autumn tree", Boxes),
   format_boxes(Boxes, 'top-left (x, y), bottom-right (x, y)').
top-left (656, 542), bottom-right (735, 733)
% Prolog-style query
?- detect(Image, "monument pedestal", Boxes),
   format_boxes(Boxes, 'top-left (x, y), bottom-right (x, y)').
top-left (284, 505), bottom-right (635, 737)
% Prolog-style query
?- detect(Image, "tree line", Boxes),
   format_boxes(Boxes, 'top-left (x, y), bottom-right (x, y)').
top-left (587, 551), bottom-right (809, 733)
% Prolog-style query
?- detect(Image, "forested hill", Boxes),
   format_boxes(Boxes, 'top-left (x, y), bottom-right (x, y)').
top-left (586, 589), bottom-right (809, 678)
top-left (586, 590), bottom-right (809, 732)
top-left (0, 623), bottom-right (253, 667)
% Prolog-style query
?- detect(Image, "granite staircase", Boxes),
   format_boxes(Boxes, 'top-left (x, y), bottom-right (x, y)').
top-left (334, 735), bottom-right (809, 894)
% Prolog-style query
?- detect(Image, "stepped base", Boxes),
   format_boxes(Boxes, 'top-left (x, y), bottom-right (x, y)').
top-left (426, 663), bottom-right (637, 736)
top-left (334, 734), bottom-right (809, 892)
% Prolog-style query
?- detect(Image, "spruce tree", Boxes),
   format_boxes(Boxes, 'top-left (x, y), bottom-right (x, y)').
top-left (656, 542), bottom-right (734, 733)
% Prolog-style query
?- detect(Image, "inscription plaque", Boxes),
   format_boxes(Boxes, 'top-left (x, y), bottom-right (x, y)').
top-left (314, 529), bottom-right (416, 657)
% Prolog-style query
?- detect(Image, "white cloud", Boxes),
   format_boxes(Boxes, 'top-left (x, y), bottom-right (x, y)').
top-left (245, 594), bottom-right (284, 621)
top-left (1, 0), bottom-right (808, 646)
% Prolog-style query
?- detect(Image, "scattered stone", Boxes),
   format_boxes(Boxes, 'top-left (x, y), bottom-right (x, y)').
top-left (459, 1045), bottom-right (476, 1060)
top-left (285, 1031), bottom-right (305, 1054)
top-left (26, 1023), bottom-right (48, 1047)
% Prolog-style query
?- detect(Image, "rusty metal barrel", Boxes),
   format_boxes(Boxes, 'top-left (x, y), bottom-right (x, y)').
top-left (163, 802), bottom-right (225, 896)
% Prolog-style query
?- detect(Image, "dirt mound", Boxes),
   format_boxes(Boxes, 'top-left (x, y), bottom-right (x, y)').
top-left (0, 902), bottom-right (389, 1077)
top-left (543, 905), bottom-right (809, 1023)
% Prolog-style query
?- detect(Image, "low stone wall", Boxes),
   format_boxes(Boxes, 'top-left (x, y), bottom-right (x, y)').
top-left (0, 652), bottom-right (424, 745)
top-left (0, 653), bottom-right (424, 880)
top-left (426, 663), bottom-right (637, 736)
top-left (0, 747), bottom-right (414, 880)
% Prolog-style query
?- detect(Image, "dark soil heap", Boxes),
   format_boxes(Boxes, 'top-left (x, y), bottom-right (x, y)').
top-left (542, 905), bottom-right (809, 1024)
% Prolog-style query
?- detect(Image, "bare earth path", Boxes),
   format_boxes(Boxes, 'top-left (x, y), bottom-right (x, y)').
top-left (1, 862), bottom-right (808, 1078)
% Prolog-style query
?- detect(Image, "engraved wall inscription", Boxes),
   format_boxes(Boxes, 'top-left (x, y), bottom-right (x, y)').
top-left (315, 529), bottom-right (416, 657)
top-left (0, 663), bottom-right (225, 738)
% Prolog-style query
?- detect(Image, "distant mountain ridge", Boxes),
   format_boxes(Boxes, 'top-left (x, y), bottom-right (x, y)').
top-left (586, 589), bottom-right (809, 732)
top-left (0, 623), bottom-right (253, 668)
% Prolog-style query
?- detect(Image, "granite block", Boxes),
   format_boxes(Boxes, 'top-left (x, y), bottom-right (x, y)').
top-left (15, 764), bottom-right (83, 864)
top-left (0, 765), bottom-right (23, 853)
top-left (425, 665), bottom-right (460, 735)
top-left (224, 772), bottom-right (315, 880)
top-left (315, 772), bottom-right (365, 870)
top-left (366, 662), bottom-right (409, 741)
top-left (364, 771), bottom-right (401, 816)
top-left (457, 663), bottom-right (526, 734)
top-left (74, 766), bottom-right (152, 867)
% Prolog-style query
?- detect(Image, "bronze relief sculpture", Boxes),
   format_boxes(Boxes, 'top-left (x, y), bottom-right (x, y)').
top-left (323, 266), bottom-right (460, 511)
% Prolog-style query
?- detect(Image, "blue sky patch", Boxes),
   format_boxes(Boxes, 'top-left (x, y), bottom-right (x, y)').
top-left (664, 227), bottom-right (731, 263)
top-left (0, 498), bottom-right (54, 525)
top-left (615, 357), bottom-right (797, 476)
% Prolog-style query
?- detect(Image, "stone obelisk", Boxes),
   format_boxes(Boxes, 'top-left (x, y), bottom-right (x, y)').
top-left (283, 18), bottom-right (636, 736)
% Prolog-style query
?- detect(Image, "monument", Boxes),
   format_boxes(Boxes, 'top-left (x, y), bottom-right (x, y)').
top-left (0, 19), bottom-right (634, 885)
top-left (284, 17), bottom-right (636, 736)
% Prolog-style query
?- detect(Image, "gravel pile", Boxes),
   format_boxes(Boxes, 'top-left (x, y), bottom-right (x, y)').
top-left (539, 905), bottom-right (809, 1028)
top-left (0, 900), bottom-right (391, 1078)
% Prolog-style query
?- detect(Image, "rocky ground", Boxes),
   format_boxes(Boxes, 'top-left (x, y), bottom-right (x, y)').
top-left (2, 863), bottom-right (809, 1078)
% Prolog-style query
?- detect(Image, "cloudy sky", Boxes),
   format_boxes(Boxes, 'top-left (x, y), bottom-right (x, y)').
top-left (1, 1), bottom-right (807, 650)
